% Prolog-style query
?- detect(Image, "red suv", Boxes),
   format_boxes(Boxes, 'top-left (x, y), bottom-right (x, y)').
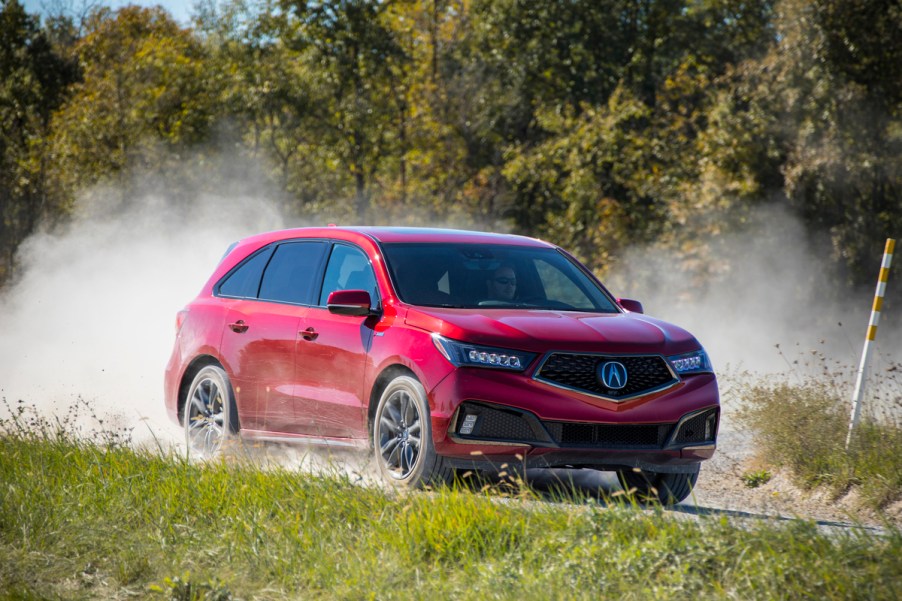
top-left (164, 227), bottom-right (718, 503)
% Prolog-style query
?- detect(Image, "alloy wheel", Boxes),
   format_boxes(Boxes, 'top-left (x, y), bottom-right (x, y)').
top-left (186, 375), bottom-right (226, 457)
top-left (377, 388), bottom-right (422, 479)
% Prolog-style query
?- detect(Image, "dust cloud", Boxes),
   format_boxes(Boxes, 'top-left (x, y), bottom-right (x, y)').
top-left (2, 192), bottom-right (898, 446)
top-left (606, 204), bottom-right (900, 414)
top-left (0, 184), bottom-right (286, 446)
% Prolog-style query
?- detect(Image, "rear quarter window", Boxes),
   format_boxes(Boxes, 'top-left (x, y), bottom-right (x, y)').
top-left (217, 247), bottom-right (274, 298)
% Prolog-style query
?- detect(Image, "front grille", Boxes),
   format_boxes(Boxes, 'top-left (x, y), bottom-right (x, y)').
top-left (673, 408), bottom-right (719, 444)
top-left (545, 422), bottom-right (672, 448)
top-left (536, 353), bottom-right (677, 400)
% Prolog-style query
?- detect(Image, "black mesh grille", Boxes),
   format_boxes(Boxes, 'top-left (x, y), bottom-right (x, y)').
top-left (454, 402), bottom-right (716, 450)
top-left (545, 422), bottom-right (672, 448)
top-left (457, 403), bottom-right (537, 441)
top-left (536, 354), bottom-right (677, 399)
top-left (455, 402), bottom-right (676, 449)
top-left (673, 409), bottom-right (718, 444)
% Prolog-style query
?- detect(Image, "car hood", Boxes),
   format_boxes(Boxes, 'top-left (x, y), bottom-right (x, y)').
top-left (404, 307), bottom-right (701, 355)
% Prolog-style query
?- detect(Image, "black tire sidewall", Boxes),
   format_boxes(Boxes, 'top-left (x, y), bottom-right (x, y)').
top-left (617, 465), bottom-right (699, 505)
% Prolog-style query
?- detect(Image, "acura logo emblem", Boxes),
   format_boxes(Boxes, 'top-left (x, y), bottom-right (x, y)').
top-left (598, 361), bottom-right (628, 390)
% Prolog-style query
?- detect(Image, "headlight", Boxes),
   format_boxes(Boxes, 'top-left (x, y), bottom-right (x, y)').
top-left (667, 349), bottom-right (713, 375)
top-left (432, 335), bottom-right (536, 371)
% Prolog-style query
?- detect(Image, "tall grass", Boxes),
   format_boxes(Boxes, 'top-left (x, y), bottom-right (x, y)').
top-left (2, 401), bottom-right (901, 599)
top-left (738, 355), bottom-right (902, 509)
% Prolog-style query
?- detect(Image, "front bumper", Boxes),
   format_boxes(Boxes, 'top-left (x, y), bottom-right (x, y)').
top-left (427, 367), bottom-right (719, 473)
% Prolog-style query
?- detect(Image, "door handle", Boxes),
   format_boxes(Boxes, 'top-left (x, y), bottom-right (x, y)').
top-left (228, 320), bottom-right (249, 333)
top-left (300, 327), bottom-right (319, 341)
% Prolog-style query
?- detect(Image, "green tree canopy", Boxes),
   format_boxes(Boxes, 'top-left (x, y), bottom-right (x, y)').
top-left (1, 0), bottom-right (78, 282)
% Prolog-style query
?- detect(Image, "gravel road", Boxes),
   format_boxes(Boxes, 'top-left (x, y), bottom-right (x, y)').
top-left (509, 400), bottom-right (900, 532)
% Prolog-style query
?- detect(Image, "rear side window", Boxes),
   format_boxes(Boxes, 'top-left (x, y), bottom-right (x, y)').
top-left (217, 247), bottom-right (273, 298)
top-left (259, 241), bottom-right (328, 305)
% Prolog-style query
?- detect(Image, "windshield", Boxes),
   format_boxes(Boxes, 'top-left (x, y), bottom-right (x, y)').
top-left (382, 243), bottom-right (618, 312)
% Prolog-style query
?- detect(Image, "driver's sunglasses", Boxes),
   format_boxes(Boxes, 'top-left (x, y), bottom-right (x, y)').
top-left (494, 277), bottom-right (517, 286)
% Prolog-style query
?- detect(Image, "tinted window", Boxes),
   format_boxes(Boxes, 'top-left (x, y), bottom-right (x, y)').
top-left (217, 247), bottom-right (273, 298)
top-left (258, 241), bottom-right (328, 305)
top-left (382, 243), bottom-right (617, 312)
top-left (535, 259), bottom-right (597, 310)
top-left (319, 244), bottom-right (378, 306)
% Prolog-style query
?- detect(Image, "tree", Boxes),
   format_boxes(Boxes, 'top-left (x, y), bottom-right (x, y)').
top-left (0, 0), bottom-right (78, 285)
top-left (49, 5), bottom-right (215, 204)
top-left (274, 0), bottom-right (407, 220)
top-left (707, 0), bottom-right (902, 288)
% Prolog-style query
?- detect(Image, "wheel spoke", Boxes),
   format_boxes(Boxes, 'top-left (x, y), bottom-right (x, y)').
top-left (385, 402), bottom-right (402, 428)
top-left (204, 423), bottom-right (223, 454)
top-left (191, 393), bottom-right (208, 416)
top-left (199, 381), bottom-right (212, 411)
top-left (380, 436), bottom-right (401, 456)
top-left (204, 427), bottom-right (215, 453)
top-left (386, 441), bottom-right (402, 470)
top-left (398, 442), bottom-right (409, 473)
top-left (401, 392), bottom-right (416, 425)
top-left (380, 415), bottom-right (399, 435)
top-left (401, 443), bottom-right (415, 475)
top-left (208, 382), bottom-right (221, 412)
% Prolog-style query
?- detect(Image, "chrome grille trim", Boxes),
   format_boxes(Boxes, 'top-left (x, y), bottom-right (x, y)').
top-left (533, 352), bottom-right (679, 402)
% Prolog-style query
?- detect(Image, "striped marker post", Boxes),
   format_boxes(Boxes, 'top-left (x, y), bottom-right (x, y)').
top-left (846, 238), bottom-right (896, 449)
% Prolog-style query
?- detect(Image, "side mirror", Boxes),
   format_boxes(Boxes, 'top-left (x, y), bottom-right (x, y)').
top-left (327, 289), bottom-right (376, 316)
top-left (617, 298), bottom-right (644, 314)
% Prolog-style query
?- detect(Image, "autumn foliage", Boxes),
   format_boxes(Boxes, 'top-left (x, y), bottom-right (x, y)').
top-left (2, 0), bottom-right (900, 291)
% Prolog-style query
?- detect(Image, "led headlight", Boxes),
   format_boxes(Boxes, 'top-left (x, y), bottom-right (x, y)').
top-left (433, 335), bottom-right (536, 371)
top-left (667, 349), bottom-right (713, 375)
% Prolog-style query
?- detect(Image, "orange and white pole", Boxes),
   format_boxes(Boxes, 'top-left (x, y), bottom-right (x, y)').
top-left (846, 238), bottom-right (895, 449)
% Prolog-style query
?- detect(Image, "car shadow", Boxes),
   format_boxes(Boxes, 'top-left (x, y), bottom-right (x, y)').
top-left (459, 467), bottom-right (880, 532)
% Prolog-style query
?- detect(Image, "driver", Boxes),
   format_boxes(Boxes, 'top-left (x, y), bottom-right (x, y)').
top-left (486, 265), bottom-right (517, 301)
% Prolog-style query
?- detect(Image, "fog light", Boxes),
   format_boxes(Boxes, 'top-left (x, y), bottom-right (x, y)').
top-left (460, 414), bottom-right (478, 435)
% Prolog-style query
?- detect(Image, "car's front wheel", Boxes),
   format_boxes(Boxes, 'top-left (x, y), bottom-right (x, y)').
top-left (617, 465), bottom-right (699, 505)
top-left (373, 375), bottom-right (453, 488)
top-left (183, 365), bottom-right (239, 459)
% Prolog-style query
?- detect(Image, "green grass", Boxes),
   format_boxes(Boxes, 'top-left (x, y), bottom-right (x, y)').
top-left (2, 405), bottom-right (901, 600)
top-left (738, 367), bottom-right (902, 509)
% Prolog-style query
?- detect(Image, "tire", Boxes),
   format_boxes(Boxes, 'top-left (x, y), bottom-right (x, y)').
top-left (373, 375), bottom-right (454, 488)
top-left (617, 465), bottom-right (700, 505)
top-left (183, 365), bottom-right (239, 459)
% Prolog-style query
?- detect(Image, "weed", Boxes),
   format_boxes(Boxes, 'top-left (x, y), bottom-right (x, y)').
top-left (741, 470), bottom-right (773, 488)
top-left (737, 353), bottom-right (902, 509)
top-left (151, 573), bottom-right (233, 601)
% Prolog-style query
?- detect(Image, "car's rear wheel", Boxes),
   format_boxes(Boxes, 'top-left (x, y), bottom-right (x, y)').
top-left (616, 465), bottom-right (699, 505)
top-left (183, 365), bottom-right (239, 459)
top-left (373, 375), bottom-right (453, 488)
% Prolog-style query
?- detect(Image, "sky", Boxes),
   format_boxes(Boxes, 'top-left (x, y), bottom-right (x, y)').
top-left (22, 0), bottom-right (197, 25)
